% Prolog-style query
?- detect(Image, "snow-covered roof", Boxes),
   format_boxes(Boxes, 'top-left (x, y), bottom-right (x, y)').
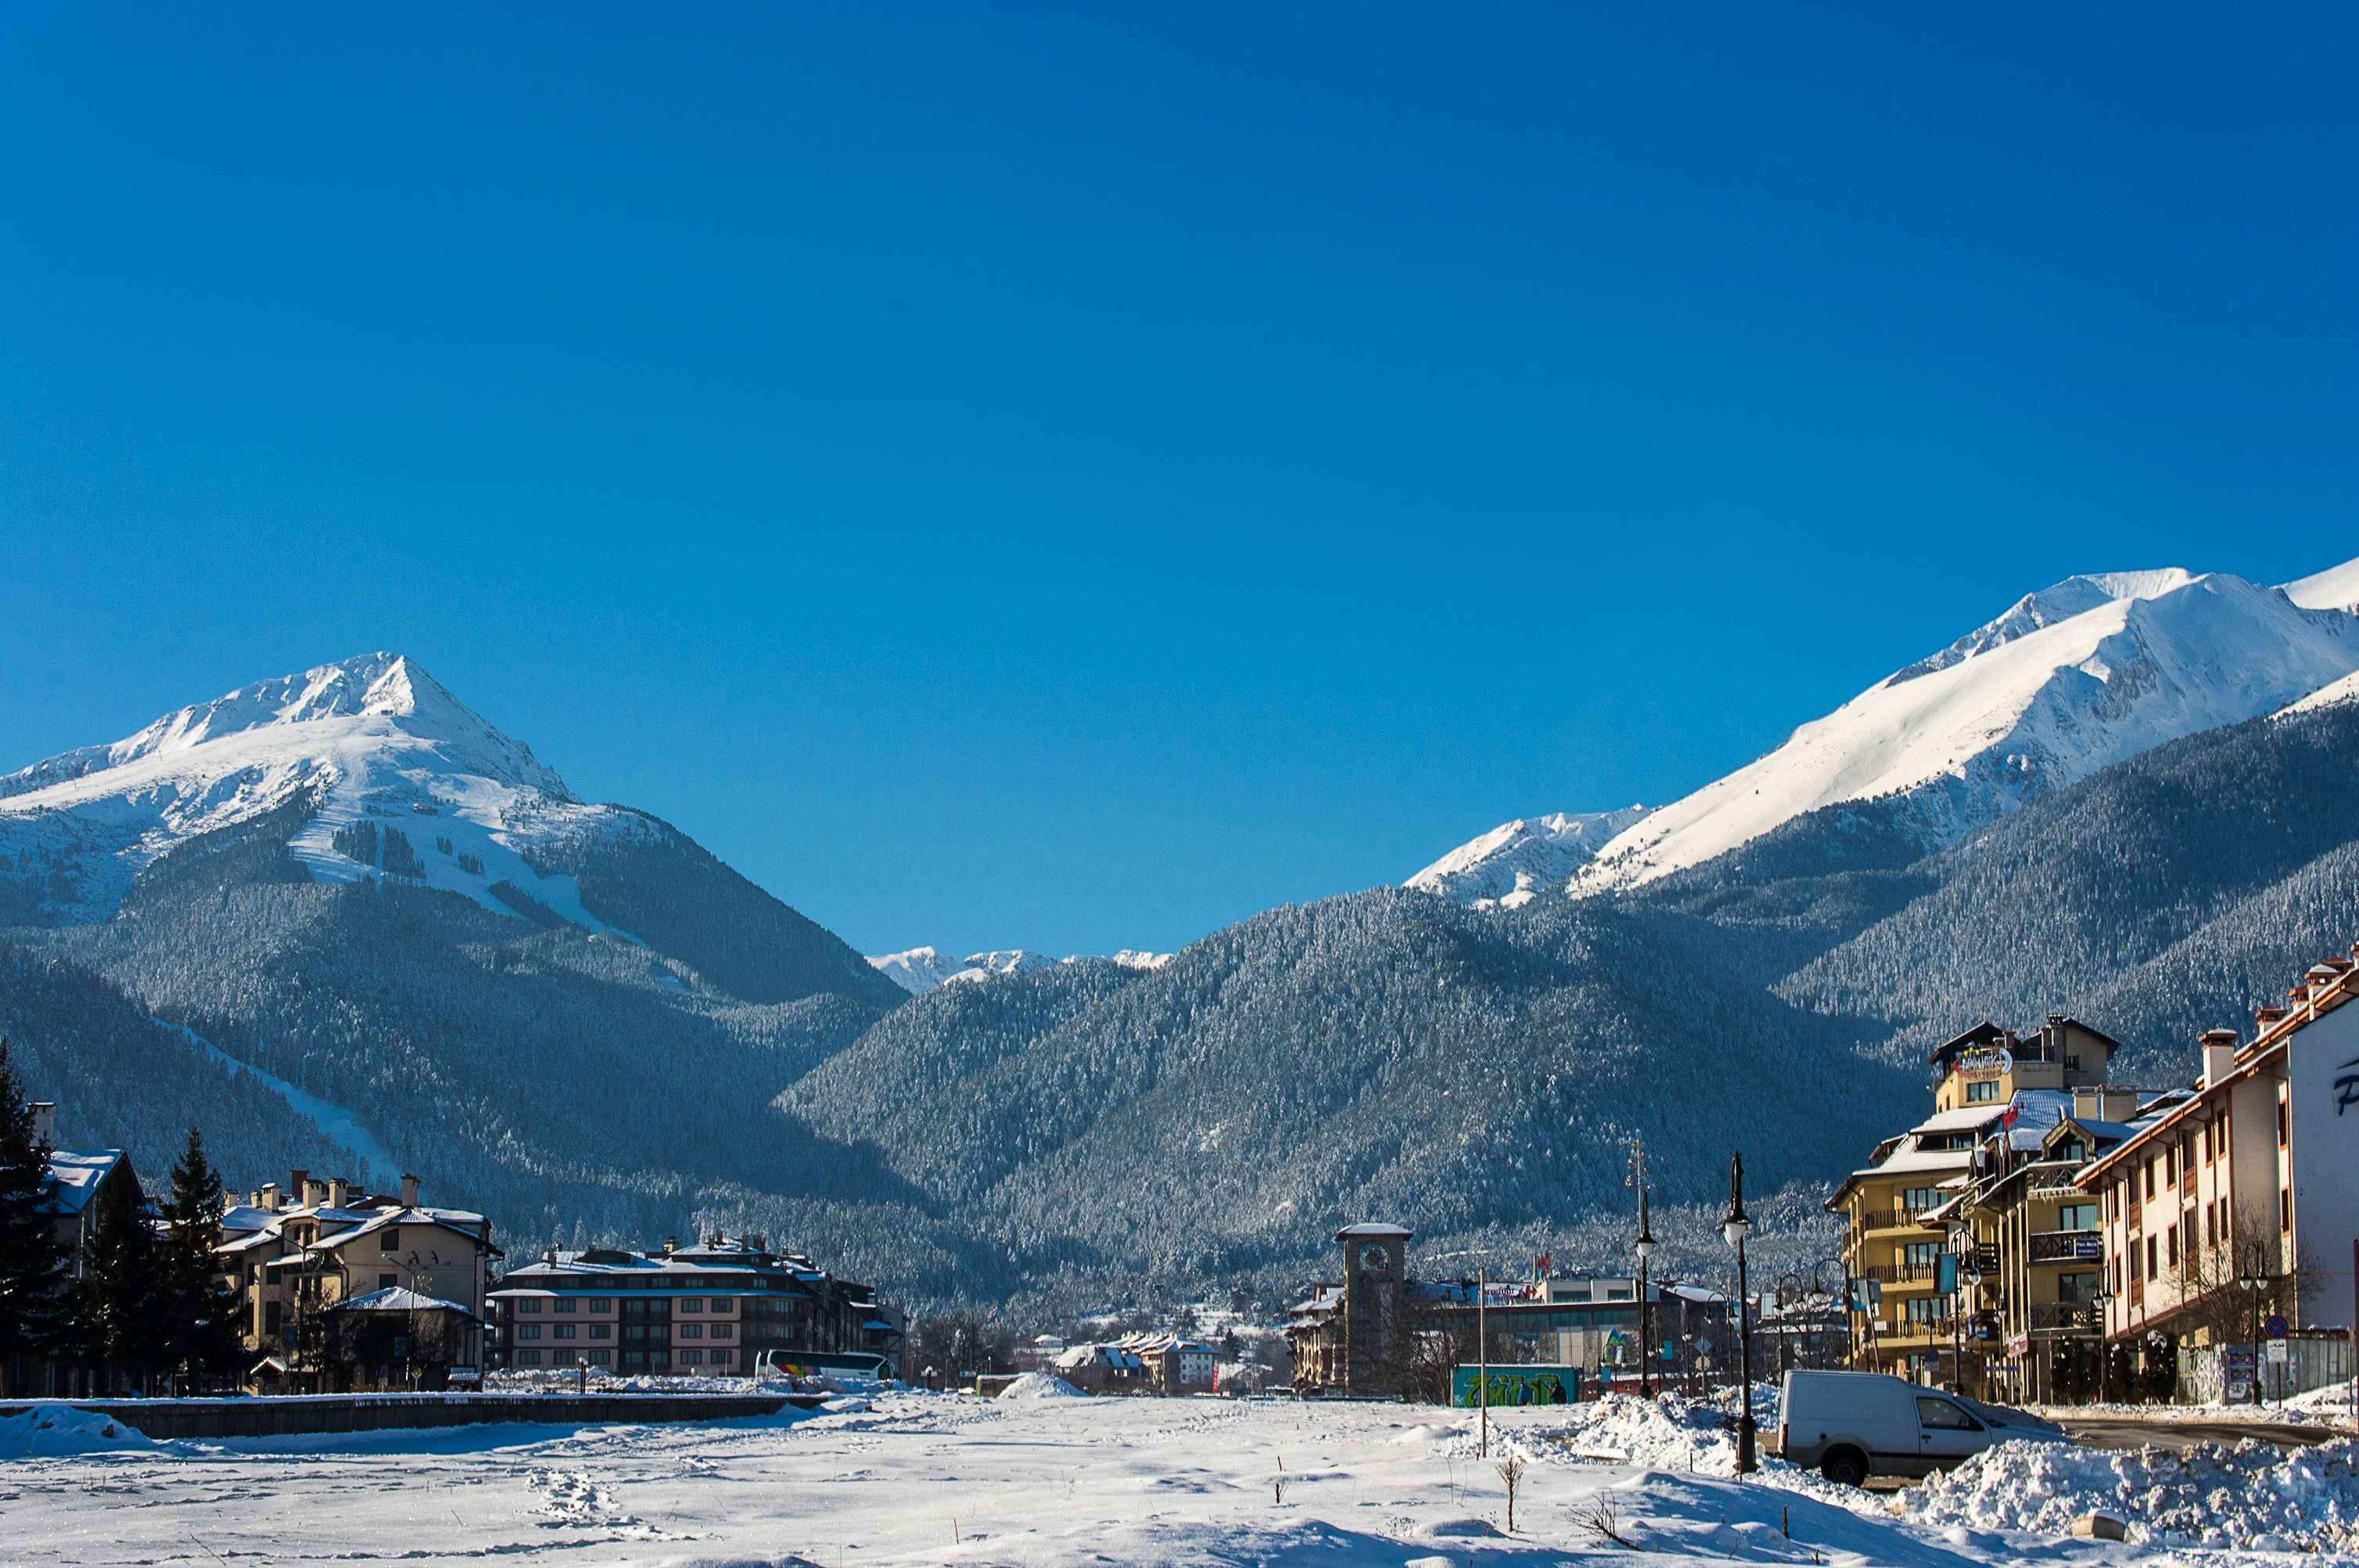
top-left (41, 1150), bottom-right (125, 1215)
top-left (1334, 1223), bottom-right (1412, 1240)
top-left (1913, 1106), bottom-right (2008, 1133)
top-left (327, 1286), bottom-right (481, 1320)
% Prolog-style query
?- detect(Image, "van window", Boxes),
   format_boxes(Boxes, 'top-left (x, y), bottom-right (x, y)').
top-left (1917, 1398), bottom-right (1979, 1430)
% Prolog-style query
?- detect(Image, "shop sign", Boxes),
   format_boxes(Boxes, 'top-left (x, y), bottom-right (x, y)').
top-left (1955, 1047), bottom-right (2013, 1080)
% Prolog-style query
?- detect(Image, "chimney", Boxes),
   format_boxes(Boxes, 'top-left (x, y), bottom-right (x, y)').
top-left (28, 1102), bottom-right (56, 1149)
top-left (400, 1173), bottom-right (419, 1209)
top-left (289, 1169), bottom-right (310, 1207)
top-left (328, 1177), bottom-right (348, 1211)
top-left (259, 1182), bottom-right (282, 1212)
top-left (2200, 1029), bottom-right (2240, 1089)
top-left (303, 1176), bottom-right (329, 1209)
top-left (662, 1236), bottom-right (677, 1256)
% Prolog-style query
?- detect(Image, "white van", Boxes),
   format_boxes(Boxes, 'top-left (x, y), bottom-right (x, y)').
top-left (1777, 1370), bottom-right (2068, 1484)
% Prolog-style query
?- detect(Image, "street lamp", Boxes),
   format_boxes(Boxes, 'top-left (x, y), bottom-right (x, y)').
top-left (2093, 1273), bottom-right (2116, 1405)
top-left (1434, 1249), bottom-right (1495, 1458)
top-left (1958, 1250), bottom-right (1983, 1399)
top-left (1632, 1140), bottom-right (1657, 1401)
top-left (1722, 1151), bottom-right (1757, 1475)
top-left (2238, 1247), bottom-right (2273, 1407)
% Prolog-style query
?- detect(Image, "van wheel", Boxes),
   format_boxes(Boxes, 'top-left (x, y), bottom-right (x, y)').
top-left (1821, 1449), bottom-right (1868, 1488)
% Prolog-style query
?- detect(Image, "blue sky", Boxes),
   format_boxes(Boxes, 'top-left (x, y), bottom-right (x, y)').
top-left (3, 6), bottom-right (2354, 958)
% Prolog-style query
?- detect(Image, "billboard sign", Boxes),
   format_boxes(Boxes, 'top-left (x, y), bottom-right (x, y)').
top-left (1452, 1365), bottom-right (1578, 1408)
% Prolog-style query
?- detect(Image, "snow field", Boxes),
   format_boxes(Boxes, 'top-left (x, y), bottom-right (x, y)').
top-left (10, 1387), bottom-right (2346, 1566)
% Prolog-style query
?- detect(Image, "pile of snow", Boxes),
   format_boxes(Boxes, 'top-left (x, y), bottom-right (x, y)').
top-left (1898, 1434), bottom-right (2359, 1549)
top-left (995, 1372), bottom-right (1087, 1401)
top-left (0, 1402), bottom-right (165, 1459)
top-left (1512, 1389), bottom-right (1769, 1474)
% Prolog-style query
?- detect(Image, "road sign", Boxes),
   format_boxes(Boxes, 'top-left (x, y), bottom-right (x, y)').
top-left (2265, 1315), bottom-right (2289, 1340)
top-left (2267, 1340), bottom-right (2289, 1364)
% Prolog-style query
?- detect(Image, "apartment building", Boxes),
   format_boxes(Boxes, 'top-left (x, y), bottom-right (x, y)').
top-left (214, 1169), bottom-right (499, 1391)
top-left (2077, 947), bottom-right (2359, 1387)
top-left (486, 1235), bottom-right (903, 1378)
top-left (1828, 1017), bottom-right (2123, 1387)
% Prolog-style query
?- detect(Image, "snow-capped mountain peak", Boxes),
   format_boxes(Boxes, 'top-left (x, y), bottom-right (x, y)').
top-left (1404, 807), bottom-right (1652, 907)
top-left (0, 653), bottom-right (622, 929)
top-left (1410, 553), bottom-right (2359, 907)
top-left (867, 945), bottom-right (1176, 996)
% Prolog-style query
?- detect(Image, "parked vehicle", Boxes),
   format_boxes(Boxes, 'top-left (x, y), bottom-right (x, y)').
top-left (1777, 1370), bottom-right (2069, 1484)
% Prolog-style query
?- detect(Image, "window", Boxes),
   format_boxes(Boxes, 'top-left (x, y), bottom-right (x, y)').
top-left (1966, 1080), bottom-right (2000, 1103)
top-left (2164, 1146), bottom-right (2175, 1184)
top-left (2058, 1272), bottom-right (2098, 1304)
top-left (679, 1323), bottom-right (703, 1339)
top-left (2145, 1236), bottom-right (2157, 1280)
top-left (2282, 1188), bottom-right (2293, 1233)
top-left (379, 1273), bottom-right (397, 1290)
top-left (555, 1324), bottom-right (576, 1340)
top-left (265, 1301), bottom-right (282, 1334)
top-left (587, 1350), bottom-right (612, 1365)
top-left (519, 1324), bottom-right (541, 1340)
top-left (679, 1349), bottom-right (702, 1364)
top-left (708, 1348), bottom-right (731, 1365)
top-left (2055, 1139), bottom-right (2085, 1164)
top-left (2203, 1204), bottom-right (2214, 1247)
top-left (2058, 1204), bottom-right (2099, 1232)
top-left (2203, 1121), bottom-right (2214, 1164)
top-left (520, 1351), bottom-right (540, 1365)
top-left (1902, 1188), bottom-right (1941, 1214)
top-left (556, 1297), bottom-right (577, 1314)
top-left (2221, 1116), bottom-right (2231, 1154)
top-left (2278, 1100), bottom-right (2289, 1149)
top-left (708, 1322), bottom-right (731, 1340)
top-left (590, 1325), bottom-right (611, 1340)
top-left (1904, 1242), bottom-right (1942, 1269)
top-left (1905, 1297), bottom-right (1940, 1324)
top-left (589, 1299), bottom-right (612, 1314)
top-left (382, 1228), bottom-right (400, 1253)
top-left (519, 1297), bottom-right (543, 1314)
top-left (2166, 1227), bottom-right (2178, 1268)
top-left (2143, 1161), bottom-right (2155, 1201)
top-left (679, 1298), bottom-right (702, 1313)
top-left (1917, 1398), bottom-right (1978, 1430)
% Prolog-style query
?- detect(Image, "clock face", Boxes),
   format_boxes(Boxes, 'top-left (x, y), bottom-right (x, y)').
top-left (1359, 1243), bottom-right (1390, 1272)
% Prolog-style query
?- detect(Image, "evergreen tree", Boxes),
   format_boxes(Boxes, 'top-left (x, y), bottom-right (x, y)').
top-left (0, 1036), bottom-right (71, 1391)
top-left (77, 1169), bottom-right (172, 1390)
top-left (161, 1126), bottom-right (242, 1389)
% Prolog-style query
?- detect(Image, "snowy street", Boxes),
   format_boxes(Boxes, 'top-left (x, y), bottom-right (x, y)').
top-left (5, 1388), bottom-right (2356, 1568)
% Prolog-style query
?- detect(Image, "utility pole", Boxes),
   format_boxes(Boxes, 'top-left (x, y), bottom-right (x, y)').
top-left (1434, 1249), bottom-right (1494, 1459)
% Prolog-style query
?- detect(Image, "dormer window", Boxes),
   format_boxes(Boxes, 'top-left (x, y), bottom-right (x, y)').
top-left (1966, 1080), bottom-right (2002, 1103)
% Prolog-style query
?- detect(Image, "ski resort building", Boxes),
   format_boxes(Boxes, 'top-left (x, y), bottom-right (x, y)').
top-left (2076, 949), bottom-right (2359, 1398)
top-left (1827, 1015), bottom-right (2131, 1397)
top-left (5, 1115), bottom-right (145, 1399)
top-left (485, 1236), bottom-right (903, 1380)
top-left (215, 1170), bottom-right (498, 1393)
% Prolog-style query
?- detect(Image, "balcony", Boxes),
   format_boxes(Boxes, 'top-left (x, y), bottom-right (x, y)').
top-left (1854, 1210), bottom-right (1937, 1235)
top-left (2026, 1230), bottom-right (2106, 1266)
top-left (1857, 1263), bottom-right (1942, 1286)
top-left (2027, 1302), bottom-right (2100, 1333)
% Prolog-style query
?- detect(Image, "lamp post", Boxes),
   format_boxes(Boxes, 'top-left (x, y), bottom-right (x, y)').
top-left (2237, 1247), bottom-right (2273, 1407)
top-left (1434, 1250), bottom-right (1494, 1458)
top-left (1632, 1140), bottom-right (1657, 1400)
top-left (1959, 1250), bottom-right (1982, 1399)
top-left (1722, 1152), bottom-right (1758, 1475)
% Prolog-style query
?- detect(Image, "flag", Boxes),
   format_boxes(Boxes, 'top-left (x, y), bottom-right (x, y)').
top-left (1535, 1250), bottom-right (1550, 1280)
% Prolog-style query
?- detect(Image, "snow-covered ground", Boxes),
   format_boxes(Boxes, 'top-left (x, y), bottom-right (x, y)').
top-left (8, 1387), bottom-right (2353, 1566)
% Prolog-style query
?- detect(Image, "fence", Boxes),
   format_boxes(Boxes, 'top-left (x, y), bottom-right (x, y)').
top-left (2178, 1335), bottom-right (2354, 1406)
top-left (0, 1390), bottom-right (823, 1441)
